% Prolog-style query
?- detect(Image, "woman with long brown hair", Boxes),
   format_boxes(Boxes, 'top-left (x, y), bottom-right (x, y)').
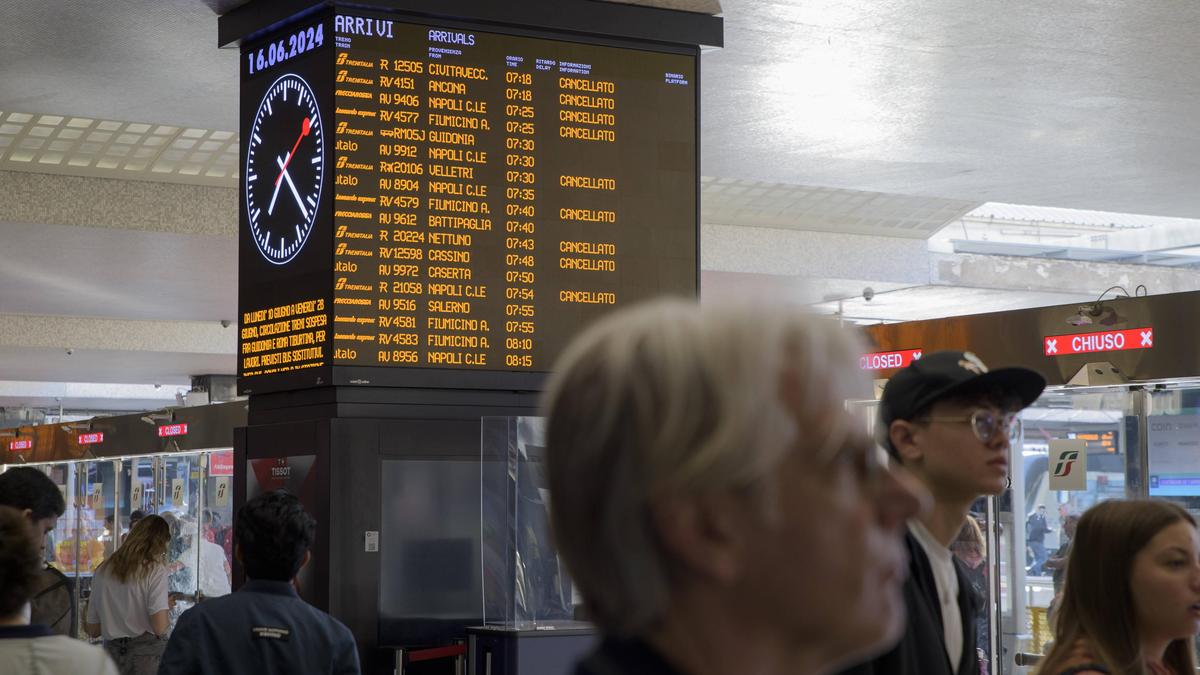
top-left (953, 515), bottom-right (990, 674)
top-left (1037, 499), bottom-right (1200, 675)
top-left (85, 514), bottom-right (172, 675)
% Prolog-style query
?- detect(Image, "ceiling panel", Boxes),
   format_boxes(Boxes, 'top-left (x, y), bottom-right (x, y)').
top-left (0, 111), bottom-right (238, 186)
top-left (0, 1), bottom-right (238, 131)
top-left (701, 0), bottom-right (1200, 217)
top-left (0, 222), bottom-right (235, 321)
top-left (5, 0), bottom-right (1200, 217)
top-left (810, 285), bottom-right (1092, 324)
top-left (702, 176), bottom-right (978, 238)
top-left (0, 345), bottom-right (230, 385)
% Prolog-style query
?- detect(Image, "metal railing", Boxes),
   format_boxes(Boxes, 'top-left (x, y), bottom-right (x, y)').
top-left (394, 643), bottom-right (467, 675)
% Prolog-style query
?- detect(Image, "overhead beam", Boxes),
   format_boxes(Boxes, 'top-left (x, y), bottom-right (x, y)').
top-left (598, 0), bottom-right (723, 14)
top-left (929, 252), bottom-right (1200, 296)
top-left (0, 314), bottom-right (234, 354)
top-left (702, 223), bottom-right (931, 284)
top-left (0, 170), bottom-right (235, 236)
top-left (218, 0), bottom-right (723, 48)
top-left (0, 380), bottom-right (182, 413)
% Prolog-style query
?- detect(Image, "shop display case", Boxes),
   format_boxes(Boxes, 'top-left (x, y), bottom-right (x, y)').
top-left (14, 446), bottom-right (236, 637)
top-left (479, 416), bottom-right (581, 629)
top-left (472, 417), bottom-right (595, 675)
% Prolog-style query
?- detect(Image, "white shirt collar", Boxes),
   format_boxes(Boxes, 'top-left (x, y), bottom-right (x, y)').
top-left (909, 519), bottom-right (953, 564)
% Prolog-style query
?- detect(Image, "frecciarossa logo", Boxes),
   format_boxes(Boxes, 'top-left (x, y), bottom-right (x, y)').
top-left (1043, 327), bottom-right (1153, 357)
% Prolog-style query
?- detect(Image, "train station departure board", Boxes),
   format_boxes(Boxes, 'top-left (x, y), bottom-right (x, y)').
top-left (238, 12), bottom-right (697, 393)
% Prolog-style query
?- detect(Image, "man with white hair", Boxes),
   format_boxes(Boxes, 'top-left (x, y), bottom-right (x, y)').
top-left (543, 299), bottom-right (928, 675)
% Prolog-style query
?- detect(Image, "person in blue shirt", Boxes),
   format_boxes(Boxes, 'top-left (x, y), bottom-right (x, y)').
top-left (157, 490), bottom-right (359, 675)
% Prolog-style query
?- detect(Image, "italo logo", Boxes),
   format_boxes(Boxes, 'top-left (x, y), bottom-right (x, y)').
top-left (1053, 450), bottom-right (1081, 477)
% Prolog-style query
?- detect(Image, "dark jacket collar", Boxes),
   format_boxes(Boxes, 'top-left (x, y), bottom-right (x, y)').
top-left (0, 624), bottom-right (54, 639)
top-left (577, 637), bottom-right (685, 675)
top-left (904, 530), bottom-right (981, 675)
top-left (241, 579), bottom-right (300, 598)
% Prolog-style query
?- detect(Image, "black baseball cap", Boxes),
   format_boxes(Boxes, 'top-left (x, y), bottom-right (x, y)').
top-left (879, 351), bottom-right (1046, 452)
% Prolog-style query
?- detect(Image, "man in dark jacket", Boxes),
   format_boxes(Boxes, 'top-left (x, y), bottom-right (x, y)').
top-left (0, 467), bottom-right (74, 636)
top-left (157, 490), bottom-right (359, 675)
top-left (1026, 505), bottom-right (1051, 575)
top-left (837, 351), bottom-right (1045, 675)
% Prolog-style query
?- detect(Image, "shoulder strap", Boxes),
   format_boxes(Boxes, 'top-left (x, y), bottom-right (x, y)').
top-left (32, 564), bottom-right (72, 596)
top-left (31, 565), bottom-right (76, 638)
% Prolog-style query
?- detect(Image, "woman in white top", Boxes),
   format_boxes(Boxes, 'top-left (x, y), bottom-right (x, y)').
top-left (85, 514), bottom-right (171, 675)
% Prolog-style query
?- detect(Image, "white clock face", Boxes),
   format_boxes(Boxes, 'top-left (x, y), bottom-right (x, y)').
top-left (245, 73), bottom-right (324, 265)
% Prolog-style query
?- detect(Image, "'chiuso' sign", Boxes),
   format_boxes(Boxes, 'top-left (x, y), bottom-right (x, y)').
top-left (1043, 327), bottom-right (1153, 357)
top-left (860, 349), bottom-right (922, 371)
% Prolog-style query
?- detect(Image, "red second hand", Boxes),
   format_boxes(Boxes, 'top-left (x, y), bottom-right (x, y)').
top-left (274, 117), bottom-right (312, 186)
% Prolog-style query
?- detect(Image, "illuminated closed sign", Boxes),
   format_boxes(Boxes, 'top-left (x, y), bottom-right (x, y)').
top-left (860, 349), bottom-right (923, 371)
top-left (1043, 327), bottom-right (1153, 357)
top-left (157, 423), bottom-right (188, 438)
top-left (77, 432), bottom-right (104, 445)
top-left (8, 439), bottom-right (32, 452)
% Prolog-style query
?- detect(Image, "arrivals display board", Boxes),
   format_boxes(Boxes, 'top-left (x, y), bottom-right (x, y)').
top-left (238, 12), bottom-right (698, 394)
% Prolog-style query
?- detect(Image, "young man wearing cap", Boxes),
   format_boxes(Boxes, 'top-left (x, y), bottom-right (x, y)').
top-left (838, 350), bottom-right (1046, 675)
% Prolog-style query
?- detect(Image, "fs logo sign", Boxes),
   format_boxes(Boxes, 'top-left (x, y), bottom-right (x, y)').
top-left (1053, 450), bottom-right (1080, 478)
top-left (1049, 439), bottom-right (1088, 491)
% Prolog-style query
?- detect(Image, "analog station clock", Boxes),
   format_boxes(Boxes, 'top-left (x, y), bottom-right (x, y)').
top-left (245, 73), bottom-right (324, 265)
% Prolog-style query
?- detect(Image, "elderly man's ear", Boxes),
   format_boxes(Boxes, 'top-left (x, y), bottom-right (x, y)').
top-left (650, 493), bottom-right (747, 584)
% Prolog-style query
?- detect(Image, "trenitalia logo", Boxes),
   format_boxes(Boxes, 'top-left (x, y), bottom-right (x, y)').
top-left (1053, 450), bottom-right (1080, 477)
top-left (1043, 327), bottom-right (1153, 357)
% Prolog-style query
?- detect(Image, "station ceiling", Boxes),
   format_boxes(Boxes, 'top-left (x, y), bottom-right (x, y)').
top-left (3, 0), bottom-right (1200, 410)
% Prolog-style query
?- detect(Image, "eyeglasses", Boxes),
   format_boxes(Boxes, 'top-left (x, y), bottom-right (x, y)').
top-left (924, 409), bottom-right (1021, 443)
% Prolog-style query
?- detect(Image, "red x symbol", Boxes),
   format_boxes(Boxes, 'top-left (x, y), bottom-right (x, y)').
top-left (1045, 338), bottom-right (1058, 355)
top-left (1141, 330), bottom-right (1153, 347)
